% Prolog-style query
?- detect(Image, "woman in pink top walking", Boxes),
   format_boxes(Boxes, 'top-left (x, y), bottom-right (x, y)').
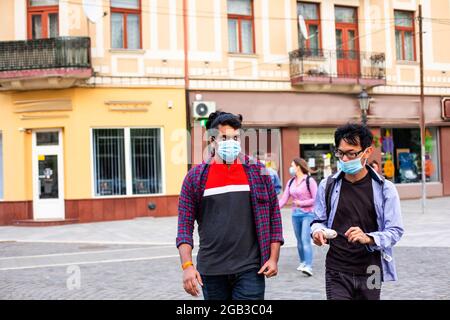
top-left (279, 158), bottom-right (318, 276)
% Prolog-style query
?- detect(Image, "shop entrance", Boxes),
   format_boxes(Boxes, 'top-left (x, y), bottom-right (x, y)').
top-left (300, 144), bottom-right (337, 182)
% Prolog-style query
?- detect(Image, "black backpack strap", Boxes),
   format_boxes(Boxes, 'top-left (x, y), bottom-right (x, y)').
top-left (288, 177), bottom-right (295, 188)
top-left (306, 175), bottom-right (311, 195)
top-left (289, 175), bottom-right (312, 197)
top-left (324, 176), bottom-right (336, 219)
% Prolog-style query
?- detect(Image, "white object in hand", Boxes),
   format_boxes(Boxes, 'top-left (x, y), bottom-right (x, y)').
top-left (321, 228), bottom-right (337, 239)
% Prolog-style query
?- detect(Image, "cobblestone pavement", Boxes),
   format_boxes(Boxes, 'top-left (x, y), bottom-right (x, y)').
top-left (1, 197), bottom-right (449, 300)
top-left (0, 242), bottom-right (449, 300)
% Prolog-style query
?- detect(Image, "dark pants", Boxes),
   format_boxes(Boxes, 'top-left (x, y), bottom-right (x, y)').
top-left (326, 269), bottom-right (381, 300)
top-left (201, 267), bottom-right (265, 300)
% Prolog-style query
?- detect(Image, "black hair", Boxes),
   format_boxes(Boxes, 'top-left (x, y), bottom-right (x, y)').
top-left (205, 111), bottom-right (243, 130)
top-left (335, 123), bottom-right (373, 149)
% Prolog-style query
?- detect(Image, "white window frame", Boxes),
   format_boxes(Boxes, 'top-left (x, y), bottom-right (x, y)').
top-left (90, 127), bottom-right (166, 198)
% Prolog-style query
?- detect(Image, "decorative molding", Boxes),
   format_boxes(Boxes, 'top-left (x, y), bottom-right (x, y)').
top-left (20, 114), bottom-right (70, 120)
top-left (14, 0), bottom-right (26, 40)
top-left (423, 0), bottom-right (450, 71)
top-left (59, 0), bottom-right (69, 37)
top-left (86, 76), bottom-right (184, 87)
top-left (105, 100), bottom-right (151, 105)
top-left (372, 85), bottom-right (450, 95)
top-left (284, 0), bottom-right (293, 54)
top-left (105, 100), bottom-right (151, 112)
top-left (111, 55), bottom-right (145, 77)
top-left (189, 79), bottom-right (291, 90)
top-left (392, 0), bottom-right (417, 11)
top-left (13, 99), bottom-right (72, 113)
top-left (150, 0), bottom-right (158, 51)
top-left (364, 0), bottom-right (372, 53)
top-left (261, 0), bottom-right (288, 64)
top-left (384, 0), bottom-right (394, 69)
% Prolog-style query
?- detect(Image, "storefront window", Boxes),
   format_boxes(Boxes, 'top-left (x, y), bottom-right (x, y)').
top-left (93, 128), bottom-right (163, 196)
top-left (242, 127), bottom-right (282, 178)
top-left (380, 127), bottom-right (440, 184)
top-left (299, 128), bottom-right (338, 182)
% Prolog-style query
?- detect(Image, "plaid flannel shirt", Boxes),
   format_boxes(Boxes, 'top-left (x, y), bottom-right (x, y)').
top-left (176, 154), bottom-right (284, 266)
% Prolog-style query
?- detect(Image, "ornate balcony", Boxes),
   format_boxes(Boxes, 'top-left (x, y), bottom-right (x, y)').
top-left (289, 48), bottom-right (386, 90)
top-left (0, 37), bottom-right (92, 90)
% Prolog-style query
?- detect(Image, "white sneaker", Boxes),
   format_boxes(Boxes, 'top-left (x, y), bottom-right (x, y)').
top-left (302, 266), bottom-right (314, 277)
top-left (322, 228), bottom-right (338, 239)
top-left (296, 263), bottom-right (306, 271)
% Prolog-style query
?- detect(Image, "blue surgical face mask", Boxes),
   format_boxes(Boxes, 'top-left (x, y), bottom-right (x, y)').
top-left (339, 151), bottom-right (367, 175)
top-left (217, 140), bottom-right (241, 163)
top-left (289, 167), bottom-right (297, 177)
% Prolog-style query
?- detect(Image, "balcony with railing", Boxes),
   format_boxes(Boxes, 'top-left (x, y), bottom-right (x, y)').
top-left (289, 48), bottom-right (386, 88)
top-left (0, 37), bottom-right (92, 90)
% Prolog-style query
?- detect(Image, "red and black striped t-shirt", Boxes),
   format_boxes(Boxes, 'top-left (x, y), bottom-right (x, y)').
top-left (196, 159), bottom-right (260, 275)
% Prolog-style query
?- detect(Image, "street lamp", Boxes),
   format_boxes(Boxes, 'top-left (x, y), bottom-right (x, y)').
top-left (358, 89), bottom-right (370, 126)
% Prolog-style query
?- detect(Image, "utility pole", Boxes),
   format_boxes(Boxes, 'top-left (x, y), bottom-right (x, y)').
top-left (418, 5), bottom-right (426, 214)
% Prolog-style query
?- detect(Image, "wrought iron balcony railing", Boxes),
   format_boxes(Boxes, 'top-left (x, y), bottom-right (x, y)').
top-left (289, 48), bottom-right (386, 86)
top-left (0, 36), bottom-right (91, 72)
top-left (0, 37), bottom-right (92, 89)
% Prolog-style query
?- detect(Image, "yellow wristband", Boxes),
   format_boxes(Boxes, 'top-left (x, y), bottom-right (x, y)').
top-left (182, 261), bottom-right (193, 270)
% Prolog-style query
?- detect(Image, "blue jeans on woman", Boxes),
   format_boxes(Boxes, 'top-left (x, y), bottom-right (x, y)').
top-left (292, 209), bottom-right (314, 268)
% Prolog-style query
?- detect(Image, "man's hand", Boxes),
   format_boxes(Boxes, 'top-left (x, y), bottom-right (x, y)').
top-left (312, 230), bottom-right (328, 246)
top-left (257, 259), bottom-right (278, 278)
top-left (182, 265), bottom-right (203, 297)
top-left (345, 227), bottom-right (374, 245)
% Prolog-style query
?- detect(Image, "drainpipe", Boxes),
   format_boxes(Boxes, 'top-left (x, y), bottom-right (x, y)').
top-left (183, 0), bottom-right (192, 170)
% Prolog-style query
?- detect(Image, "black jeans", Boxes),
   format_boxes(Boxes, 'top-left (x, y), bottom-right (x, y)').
top-left (326, 269), bottom-right (381, 300)
top-left (201, 267), bottom-right (265, 300)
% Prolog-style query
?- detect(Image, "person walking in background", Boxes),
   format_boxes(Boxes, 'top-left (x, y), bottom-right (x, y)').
top-left (279, 158), bottom-right (318, 276)
top-left (255, 151), bottom-right (282, 195)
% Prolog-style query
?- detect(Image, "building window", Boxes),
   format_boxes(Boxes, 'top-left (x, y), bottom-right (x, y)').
top-left (227, 0), bottom-right (254, 54)
top-left (297, 2), bottom-right (321, 55)
top-left (93, 129), bottom-right (126, 196)
top-left (394, 10), bottom-right (416, 61)
top-left (0, 132), bottom-right (3, 199)
top-left (131, 129), bottom-right (163, 194)
top-left (93, 128), bottom-right (163, 197)
top-left (380, 128), bottom-right (440, 184)
top-left (335, 6), bottom-right (357, 23)
top-left (111, 0), bottom-right (141, 49)
top-left (27, 0), bottom-right (59, 39)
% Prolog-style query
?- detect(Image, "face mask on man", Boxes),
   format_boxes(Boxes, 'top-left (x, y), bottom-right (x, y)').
top-left (339, 150), bottom-right (367, 175)
top-left (217, 140), bottom-right (241, 162)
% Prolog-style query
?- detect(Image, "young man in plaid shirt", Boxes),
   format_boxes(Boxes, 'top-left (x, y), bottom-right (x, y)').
top-left (176, 111), bottom-right (284, 300)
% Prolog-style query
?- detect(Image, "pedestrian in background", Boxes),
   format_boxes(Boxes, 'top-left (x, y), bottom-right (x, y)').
top-left (279, 158), bottom-right (318, 276)
top-left (255, 151), bottom-right (282, 195)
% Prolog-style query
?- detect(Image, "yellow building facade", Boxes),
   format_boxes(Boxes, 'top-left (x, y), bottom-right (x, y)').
top-left (0, 0), bottom-right (188, 225)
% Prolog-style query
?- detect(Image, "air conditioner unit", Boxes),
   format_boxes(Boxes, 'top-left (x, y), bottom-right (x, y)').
top-left (192, 101), bottom-right (216, 119)
top-left (442, 97), bottom-right (450, 121)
